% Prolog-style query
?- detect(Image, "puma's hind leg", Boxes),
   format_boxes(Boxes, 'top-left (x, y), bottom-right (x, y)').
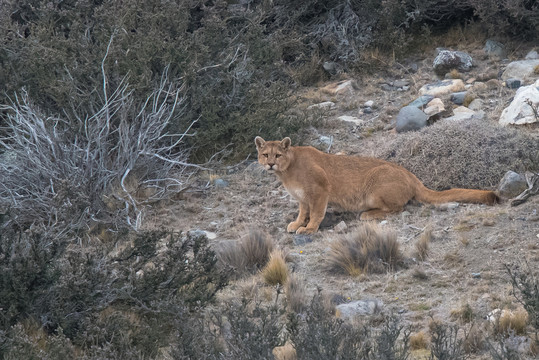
top-left (360, 208), bottom-right (401, 220)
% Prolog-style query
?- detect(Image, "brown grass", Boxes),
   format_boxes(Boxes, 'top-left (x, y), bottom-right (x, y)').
top-left (261, 249), bottom-right (289, 286)
top-left (285, 274), bottom-right (307, 313)
top-left (415, 227), bottom-right (432, 260)
top-left (272, 342), bottom-right (297, 360)
top-left (495, 308), bottom-right (529, 335)
top-left (450, 303), bottom-right (475, 324)
top-left (410, 331), bottom-right (428, 350)
top-left (463, 324), bottom-right (485, 354)
top-left (217, 229), bottom-right (274, 276)
top-left (448, 69), bottom-right (462, 79)
top-left (327, 222), bottom-right (401, 275)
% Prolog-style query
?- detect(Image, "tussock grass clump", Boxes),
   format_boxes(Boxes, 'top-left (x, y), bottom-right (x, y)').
top-left (285, 274), bottom-right (307, 313)
top-left (450, 303), bottom-right (475, 324)
top-left (327, 222), bottom-right (401, 275)
top-left (410, 331), bottom-right (428, 350)
top-left (495, 309), bottom-right (528, 335)
top-left (261, 249), bottom-right (289, 286)
top-left (373, 119), bottom-right (539, 190)
top-left (217, 229), bottom-right (274, 276)
top-left (415, 227), bottom-right (432, 260)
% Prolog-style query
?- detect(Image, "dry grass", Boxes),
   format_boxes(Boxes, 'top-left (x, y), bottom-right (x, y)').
top-left (463, 324), bottom-right (485, 354)
top-left (217, 229), bottom-right (274, 276)
top-left (448, 69), bottom-right (463, 79)
top-left (450, 303), bottom-right (475, 324)
top-left (495, 308), bottom-right (529, 335)
top-left (285, 274), bottom-right (307, 313)
top-left (272, 341), bottom-right (297, 360)
top-left (410, 331), bottom-right (428, 350)
top-left (327, 222), bottom-right (401, 275)
top-left (415, 227), bottom-right (432, 260)
top-left (261, 249), bottom-right (289, 286)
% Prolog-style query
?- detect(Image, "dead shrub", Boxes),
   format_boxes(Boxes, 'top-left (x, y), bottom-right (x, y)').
top-left (371, 119), bottom-right (539, 190)
top-left (327, 222), bottom-right (401, 275)
top-left (261, 249), bottom-right (289, 286)
top-left (463, 324), bottom-right (485, 354)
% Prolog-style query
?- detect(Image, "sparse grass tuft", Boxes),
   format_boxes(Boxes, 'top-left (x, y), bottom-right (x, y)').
top-left (415, 227), bottom-right (432, 260)
top-left (534, 64), bottom-right (539, 75)
top-left (450, 303), bottom-right (475, 324)
top-left (449, 69), bottom-right (463, 79)
top-left (463, 324), bottom-right (485, 354)
top-left (327, 222), bottom-right (401, 275)
top-left (217, 229), bottom-right (274, 276)
top-left (261, 249), bottom-right (289, 286)
top-left (410, 331), bottom-right (428, 350)
top-left (285, 274), bottom-right (307, 313)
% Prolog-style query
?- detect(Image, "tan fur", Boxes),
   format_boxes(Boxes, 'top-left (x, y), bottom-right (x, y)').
top-left (255, 136), bottom-right (499, 234)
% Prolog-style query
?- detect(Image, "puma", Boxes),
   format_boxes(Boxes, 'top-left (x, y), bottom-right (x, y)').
top-left (255, 136), bottom-right (499, 234)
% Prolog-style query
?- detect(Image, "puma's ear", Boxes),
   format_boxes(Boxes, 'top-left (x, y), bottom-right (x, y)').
top-left (255, 136), bottom-right (265, 149)
top-left (280, 137), bottom-right (291, 150)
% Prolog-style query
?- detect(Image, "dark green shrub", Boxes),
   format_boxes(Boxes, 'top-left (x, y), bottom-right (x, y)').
top-left (0, 229), bottom-right (229, 358)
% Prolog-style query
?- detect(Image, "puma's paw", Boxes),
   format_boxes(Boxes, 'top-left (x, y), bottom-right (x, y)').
top-left (287, 222), bottom-right (301, 233)
top-left (295, 226), bottom-right (317, 235)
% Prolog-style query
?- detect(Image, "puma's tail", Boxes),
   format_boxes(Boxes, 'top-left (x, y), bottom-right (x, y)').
top-left (415, 185), bottom-right (499, 205)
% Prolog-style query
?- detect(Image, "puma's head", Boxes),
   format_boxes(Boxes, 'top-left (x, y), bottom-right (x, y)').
top-left (255, 136), bottom-right (292, 173)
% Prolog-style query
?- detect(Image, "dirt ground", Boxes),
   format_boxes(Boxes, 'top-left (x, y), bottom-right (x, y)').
top-left (147, 44), bottom-right (539, 358)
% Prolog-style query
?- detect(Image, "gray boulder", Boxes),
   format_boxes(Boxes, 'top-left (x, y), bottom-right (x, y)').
top-left (498, 171), bottom-right (528, 198)
top-left (336, 299), bottom-right (383, 319)
top-left (395, 106), bottom-right (428, 133)
top-left (501, 59), bottom-right (539, 82)
top-left (433, 50), bottom-right (473, 76)
top-left (484, 39), bottom-right (506, 58)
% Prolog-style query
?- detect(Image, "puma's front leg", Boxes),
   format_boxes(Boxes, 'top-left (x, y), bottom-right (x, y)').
top-left (287, 202), bottom-right (309, 233)
top-left (295, 193), bottom-right (328, 234)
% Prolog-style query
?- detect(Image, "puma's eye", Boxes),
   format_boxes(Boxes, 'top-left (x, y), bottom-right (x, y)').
top-left (263, 154), bottom-right (268, 158)
top-left (275, 154), bottom-right (281, 158)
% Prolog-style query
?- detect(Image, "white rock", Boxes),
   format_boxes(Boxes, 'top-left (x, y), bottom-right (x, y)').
top-left (445, 106), bottom-right (485, 121)
top-left (322, 80), bottom-right (354, 95)
top-left (336, 299), bottom-right (383, 319)
top-left (334, 221), bottom-right (347, 233)
top-left (419, 79), bottom-right (466, 97)
top-left (204, 231), bottom-right (217, 240)
top-left (499, 79), bottom-right (539, 126)
top-left (467, 98), bottom-right (483, 111)
top-left (364, 100), bottom-right (374, 107)
top-left (308, 101), bottom-right (336, 110)
top-left (424, 98), bottom-right (445, 116)
top-left (501, 59), bottom-right (539, 82)
top-left (338, 115), bottom-right (364, 125)
top-left (525, 50), bottom-right (539, 60)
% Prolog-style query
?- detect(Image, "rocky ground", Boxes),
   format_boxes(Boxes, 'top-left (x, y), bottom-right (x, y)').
top-left (147, 41), bottom-right (539, 358)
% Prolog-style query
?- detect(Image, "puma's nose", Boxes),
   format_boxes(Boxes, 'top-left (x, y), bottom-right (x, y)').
top-left (268, 163), bottom-right (275, 168)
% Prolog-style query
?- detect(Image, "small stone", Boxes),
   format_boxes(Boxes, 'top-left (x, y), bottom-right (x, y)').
top-left (322, 80), bottom-right (354, 95)
top-left (419, 79), bottom-right (466, 97)
top-left (293, 234), bottom-right (313, 246)
top-left (204, 231), bottom-right (217, 240)
top-left (467, 98), bottom-right (483, 111)
top-left (393, 79), bottom-right (410, 88)
top-left (450, 91), bottom-right (468, 105)
top-left (424, 98), bottom-right (445, 117)
top-left (323, 61), bottom-right (338, 75)
top-left (364, 100), bottom-right (374, 108)
top-left (380, 220), bottom-right (388, 226)
top-left (308, 101), bottom-right (336, 110)
top-left (214, 178), bottom-right (229, 188)
top-left (336, 299), bottom-right (383, 319)
top-left (408, 95), bottom-right (435, 108)
top-left (338, 115), bottom-right (363, 125)
top-left (363, 107), bottom-right (373, 114)
top-left (334, 221), bottom-right (347, 233)
top-left (381, 84), bottom-right (395, 91)
top-left (471, 273), bottom-right (481, 279)
top-left (318, 136), bottom-right (333, 146)
top-left (505, 78), bottom-right (521, 89)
